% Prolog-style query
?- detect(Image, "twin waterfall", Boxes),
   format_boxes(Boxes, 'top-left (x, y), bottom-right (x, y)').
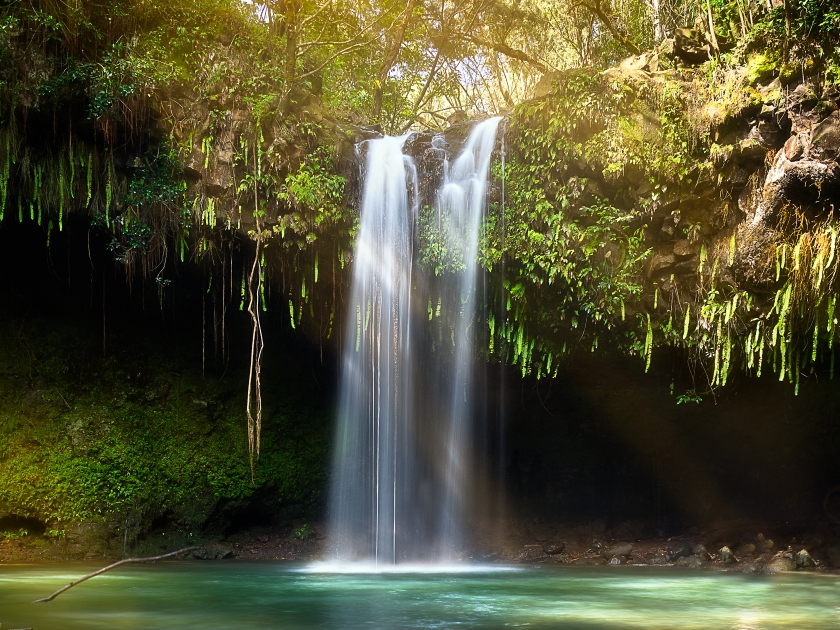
top-left (328, 118), bottom-right (502, 565)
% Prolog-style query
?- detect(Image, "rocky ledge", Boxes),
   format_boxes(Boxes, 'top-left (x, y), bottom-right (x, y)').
top-left (4, 517), bottom-right (840, 575)
top-left (463, 517), bottom-right (840, 574)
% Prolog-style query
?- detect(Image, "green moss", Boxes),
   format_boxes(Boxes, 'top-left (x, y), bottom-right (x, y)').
top-left (0, 313), bottom-right (328, 536)
top-left (745, 52), bottom-right (778, 85)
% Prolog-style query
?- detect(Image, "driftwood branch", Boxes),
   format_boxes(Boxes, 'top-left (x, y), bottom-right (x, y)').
top-left (32, 546), bottom-right (199, 603)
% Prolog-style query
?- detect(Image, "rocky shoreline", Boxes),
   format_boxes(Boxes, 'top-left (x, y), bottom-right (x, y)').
top-left (464, 518), bottom-right (840, 575)
top-left (3, 518), bottom-right (840, 576)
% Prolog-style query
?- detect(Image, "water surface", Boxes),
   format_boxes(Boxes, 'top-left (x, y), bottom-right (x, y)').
top-left (2, 563), bottom-right (839, 629)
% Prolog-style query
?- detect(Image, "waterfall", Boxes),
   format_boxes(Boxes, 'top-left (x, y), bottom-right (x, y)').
top-left (328, 134), bottom-right (417, 565)
top-left (434, 117), bottom-right (503, 557)
top-left (327, 118), bottom-right (501, 566)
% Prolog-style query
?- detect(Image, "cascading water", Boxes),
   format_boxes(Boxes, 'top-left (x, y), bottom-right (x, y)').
top-left (327, 118), bottom-right (501, 566)
top-left (434, 117), bottom-right (503, 557)
top-left (328, 135), bottom-right (417, 565)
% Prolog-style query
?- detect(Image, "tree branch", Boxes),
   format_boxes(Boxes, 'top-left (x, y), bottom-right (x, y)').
top-left (576, 0), bottom-right (641, 55)
top-left (373, 0), bottom-right (420, 121)
top-left (32, 547), bottom-right (200, 603)
top-left (458, 34), bottom-right (549, 73)
top-left (298, 8), bottom-right (392, 54)
top-left (297, 38), bottom-right (379, 79)
top-left (300, 0), bottom-right (330, 29)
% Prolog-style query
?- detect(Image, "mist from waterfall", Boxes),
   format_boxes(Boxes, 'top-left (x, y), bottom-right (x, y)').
top-left (327, 118), bottom-right (502, 566)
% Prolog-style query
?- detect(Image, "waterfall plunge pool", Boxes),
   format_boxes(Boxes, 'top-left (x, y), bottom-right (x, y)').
top-left (2, 563), bottom-right (839, 629)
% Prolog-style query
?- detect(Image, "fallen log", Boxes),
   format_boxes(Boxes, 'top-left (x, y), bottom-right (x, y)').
top-left (32, 546), bottom-right (200, 603)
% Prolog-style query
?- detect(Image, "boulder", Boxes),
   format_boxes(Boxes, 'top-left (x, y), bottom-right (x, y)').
top-left (685, 555), bottom-right (709, 569)
top-left (692, 544), bottom-right (711, 561)
top-left (668, 541), bottom-right (693, 561)
top-left (601, 542), bottom-right (634, 559)
top-left (64, 521), bottom-right (112, 557)
top-left (543, 542), bottom-right (565, 555)
top-left (602, 53), bottom-right (659, 82)
top-left (447, 110), bottom-right (468, 126)
top-left (204, 163), bottom-right (232, 197)
top-left (794, 549), bottom-right (814, 568)
top-left (645, 553), bottom-right (669, 565)
top-left (739, 562), bottom-right (762, 574)
top-left (766, 556), bottom-right (796, 573)
top-left (735, 543), bottom-right (756, 558)
top-left (719, 546), bottom-right (737, 564)
top-left (784, 135), bottom-right (805, 161)
top-left (192, 546), bottom-right (235, 560)
top-left (574, 556), bottom-right (607, 566)
top-left (192, 547), bottom-right (215, 560)
top-left (740, 126), bottom-right (777, 160)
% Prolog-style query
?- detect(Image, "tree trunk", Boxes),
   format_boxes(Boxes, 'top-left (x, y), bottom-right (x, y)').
top-left (372, 0), bottom-right (419, 124)
top-left (705, 0), bottom-right (720, 55)
top-left (652, 0), bottom-right (662, 42)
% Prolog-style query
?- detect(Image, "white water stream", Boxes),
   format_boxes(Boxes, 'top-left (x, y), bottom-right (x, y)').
top-left (328, 118), bottom-right (501, 565)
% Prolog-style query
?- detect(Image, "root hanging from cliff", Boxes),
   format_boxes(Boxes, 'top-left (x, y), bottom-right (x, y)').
top-left (246, 142), bottom-right (264, 483)
top-left (246, 246), bottom-right (264, 483)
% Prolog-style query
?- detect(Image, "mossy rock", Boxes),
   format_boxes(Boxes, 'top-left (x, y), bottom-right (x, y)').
top-left (779, 63), bottom-right (799, 86)
top-left (746, 53), bottom-right (778, 85)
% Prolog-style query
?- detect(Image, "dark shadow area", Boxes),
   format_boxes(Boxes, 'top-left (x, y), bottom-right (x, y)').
top-left (503, 348), bottom-right (840, 532)
top-left (0, 514), bottom-right (47, 536)
top-left (0, 216), bottom-right (336, 547)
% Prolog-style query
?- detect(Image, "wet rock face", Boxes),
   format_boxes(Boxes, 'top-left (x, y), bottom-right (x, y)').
top-left (62, 521), bottom-right (113, 559)
top-left (672, 28), bottom-right (711, 66)
top-left (758, 151), bottom-right (840, 224)
top-left (740, 84), bottom-right (840, 233)
top-left (732, 221), bottom-right (777, 288)
top-left (811, 111), bottom-right (840, 161)
top-left (633, 75), bottom-right (840, 303)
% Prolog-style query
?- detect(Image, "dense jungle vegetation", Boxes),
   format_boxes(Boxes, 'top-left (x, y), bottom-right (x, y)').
top-left (1, 0), bottom-right (839, 546)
